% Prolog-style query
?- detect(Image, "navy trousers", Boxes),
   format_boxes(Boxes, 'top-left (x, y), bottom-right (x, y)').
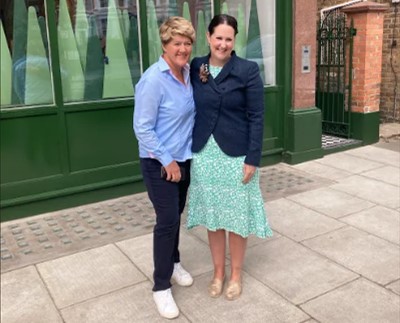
top-left (140, 158), bottom-right (191, 291)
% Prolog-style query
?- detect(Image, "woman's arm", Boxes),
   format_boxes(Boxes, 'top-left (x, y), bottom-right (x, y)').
top-left (133, 78), bottom-right (174, 167)
top-left (244, 62), bottom-right (265, 167)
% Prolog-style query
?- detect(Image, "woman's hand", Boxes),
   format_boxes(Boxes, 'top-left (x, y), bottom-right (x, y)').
top-left (164, 161), bottom-right (182, 182)
top-left (242, 163), bottom-right (257, 184)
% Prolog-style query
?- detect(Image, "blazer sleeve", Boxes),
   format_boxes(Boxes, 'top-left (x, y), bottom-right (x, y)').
top-left (244, 62), bottom-right (265, 166)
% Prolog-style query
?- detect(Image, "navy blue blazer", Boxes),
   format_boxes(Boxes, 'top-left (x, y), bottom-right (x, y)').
top-left (190, 52), bottom-right (265, 166)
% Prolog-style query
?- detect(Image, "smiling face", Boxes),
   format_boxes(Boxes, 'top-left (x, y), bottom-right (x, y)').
top-left (162, 35), bottom-right (193, 72)
top-left (207, 23), bottom-right (236, 66)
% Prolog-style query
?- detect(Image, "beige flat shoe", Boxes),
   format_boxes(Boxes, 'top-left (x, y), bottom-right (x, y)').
top-left (225, 280), bottom-right (242, 301)
top-left (208, 277), bottom-right (225, 298)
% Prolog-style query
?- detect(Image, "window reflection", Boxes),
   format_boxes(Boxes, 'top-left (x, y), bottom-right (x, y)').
top-left (55, 0), bottom-right (141, 102)
top-left (146, 0), bottom-right (212, 65)
top-left (0, 0), bottom-right (53, 107)
top-left (221, 0), bottom-right (276, 86)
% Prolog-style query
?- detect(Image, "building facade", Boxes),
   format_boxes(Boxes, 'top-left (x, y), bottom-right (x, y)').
top-left (0, 0), bottom-right (387, 220)
top-left (317, 0), bottom-right (399, 122)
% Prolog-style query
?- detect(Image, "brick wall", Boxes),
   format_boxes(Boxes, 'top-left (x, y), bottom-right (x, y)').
top-left (317, 0), bottom-right (399, 121)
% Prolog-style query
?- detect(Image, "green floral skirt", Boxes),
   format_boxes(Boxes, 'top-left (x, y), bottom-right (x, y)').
top-left (187, 136), bottom-right (273, 238)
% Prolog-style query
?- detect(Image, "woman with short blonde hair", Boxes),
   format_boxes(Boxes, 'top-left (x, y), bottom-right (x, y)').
top-left (159, 16), bottom-right (196, 45)
top-left (134, 16), bottom-right (196, 320)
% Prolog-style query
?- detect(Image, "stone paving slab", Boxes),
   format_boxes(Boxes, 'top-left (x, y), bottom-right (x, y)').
top-left (174, 271), bottom-right (310, 323)
top-left (61, 282), bottom-right (190, 323)
top-left (1, 163), bottom-right (333, 274)
top-left (374, 138), bottom-right (400, 152)
top-left (116, 230), bottom-right (216, 283)
top-left (266, 199), bottom-right (345, 241)
top-left (1, 138), bottom-right (399, 323)
top-left (300, 278), bottom-right (400, 323)
top-left (36, 244), bottom-right (146, 309)
top-left (387, 280), bottom-right (400, 295)
top-left (183, 221), bottom-right (281, 249)
top-left (303, 227), bottom-right (400, 285)
top-left (345, 145), bottom-right (400, 167)
top-left (0, 192), bottom-right (156, 273)
top-left (287, 187), bottom-right (375, 219)
top-left (380, 122), bottom-right (400, 139)
top-left (243, 236), bottom-right (358, 305)
top-left (331, 175), bottom-right (400, 209)
top-left (258, 163), bottom-right (334, 201)
top-left (0, 266), bottom-right (63, 323)
top-left (293, 160), bottom-right (353, 181)
top-left (361, 165), bottom-right (400, 186)
top-left (315, 152), bottom-right (385, 174)
top-left (340, 205), bottom-right (400, 245)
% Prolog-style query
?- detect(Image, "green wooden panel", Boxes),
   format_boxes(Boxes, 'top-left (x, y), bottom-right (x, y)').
top-left (351, 112), bottom-right (379, 145)
top-left (1, 161), bottom-right (139, 204)
top-left (1, 0), bottom-right (294, 220)
top-left (284, 108), bottom-right (323, 164)
top-left (262, 88), bottom-right (282, 151)
top-left (0, 114), bottom-right (62, 184)
top-left (66, 107), bottom-right (138, 171)
top-left (1, 181), bottom-right (145, 221)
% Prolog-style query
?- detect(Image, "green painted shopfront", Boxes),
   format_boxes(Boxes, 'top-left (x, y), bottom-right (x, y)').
top-left (1, 0), bottom-right (385, 220)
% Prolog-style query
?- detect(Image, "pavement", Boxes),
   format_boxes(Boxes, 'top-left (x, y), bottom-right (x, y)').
top-left (1, 123), bottom-right (399, 323)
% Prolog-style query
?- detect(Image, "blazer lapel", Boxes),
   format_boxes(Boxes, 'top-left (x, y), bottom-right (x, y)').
top-left (199, 52), bottom-right (237, 93)
top-left (214, 51), bottom-right (237, 85)
top-left (201, 54), bottom-right (221, 94)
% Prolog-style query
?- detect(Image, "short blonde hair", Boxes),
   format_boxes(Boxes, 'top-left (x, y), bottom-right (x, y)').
top-left (159, 16), bottom-right (196, 45)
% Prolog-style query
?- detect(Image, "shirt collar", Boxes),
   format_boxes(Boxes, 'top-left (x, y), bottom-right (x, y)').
top-left (158, 56), bottom-right (190, 74)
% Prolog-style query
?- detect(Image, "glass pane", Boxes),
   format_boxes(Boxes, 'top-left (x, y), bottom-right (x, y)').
top-left (221, 0), bottom-right (276, 86)
top-left (146, 0), bottom-right (213, 66)
top-left (0, 0), bottom-right (54, 108)
top-left (55, 0), bottom-right (140, 102)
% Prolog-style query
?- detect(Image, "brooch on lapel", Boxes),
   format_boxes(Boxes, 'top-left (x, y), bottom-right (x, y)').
top-left (199, 63), bottom-right (210, 83)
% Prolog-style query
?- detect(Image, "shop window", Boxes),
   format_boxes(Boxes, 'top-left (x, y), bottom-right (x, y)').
top-left (146, 0), bottom-right (213, 66)
top-left (0, 0), bottom-right (54, 107)
top-left (55, 0), bottom-right (141, 102)
top-left (221, 0), bottom-right (276, 86)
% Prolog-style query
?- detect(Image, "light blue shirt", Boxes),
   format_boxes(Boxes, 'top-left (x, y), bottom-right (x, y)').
top-left (133, 57), bottom-right (195, 166)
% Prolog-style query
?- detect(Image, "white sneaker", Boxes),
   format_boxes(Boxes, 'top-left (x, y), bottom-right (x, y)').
top-left (171, 262), bottom-right (193, 286)
top-left (153, 288), bottom-right (179, 319)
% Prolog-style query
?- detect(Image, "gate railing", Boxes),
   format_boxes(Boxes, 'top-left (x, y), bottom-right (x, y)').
top-left (316, 10), bottom-right (356, 138)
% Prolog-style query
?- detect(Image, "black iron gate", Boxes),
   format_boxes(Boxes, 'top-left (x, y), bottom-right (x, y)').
top-left (316, 10), bottom-right (356, 138)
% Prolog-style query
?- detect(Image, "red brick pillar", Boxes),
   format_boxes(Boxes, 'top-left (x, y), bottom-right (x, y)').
top-left (342, 1), bottom-right (388, 113)
top-left (284, 0), bottom-right (323, 164)
top-left (341, 1), bottom-right (388, 144)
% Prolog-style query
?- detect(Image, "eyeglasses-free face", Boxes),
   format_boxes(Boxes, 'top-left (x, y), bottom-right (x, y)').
top-left (162, 35), bottom-right (193, 72)
top-left (207, 23), bottom-right (236, 66)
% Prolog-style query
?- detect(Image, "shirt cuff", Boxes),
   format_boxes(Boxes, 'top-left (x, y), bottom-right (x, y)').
top-left (159, 153), bottom-right (174, 167)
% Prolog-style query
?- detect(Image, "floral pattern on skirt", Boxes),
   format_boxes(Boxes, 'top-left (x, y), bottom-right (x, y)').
top-left (187, 136), bottom-right (273, 238)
